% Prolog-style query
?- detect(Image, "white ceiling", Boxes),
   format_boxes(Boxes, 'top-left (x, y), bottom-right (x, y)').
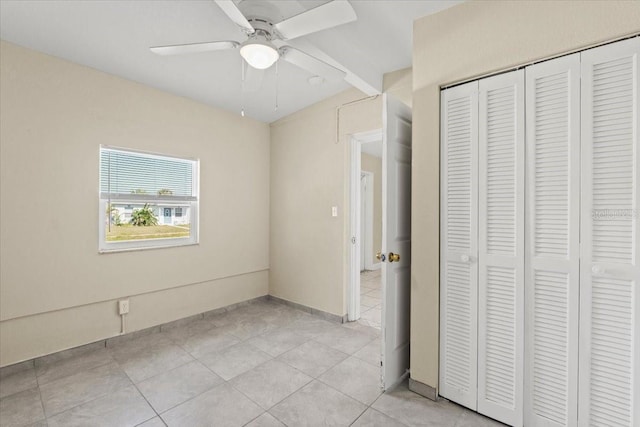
top-left (0, 0), bottom-right (461, 123)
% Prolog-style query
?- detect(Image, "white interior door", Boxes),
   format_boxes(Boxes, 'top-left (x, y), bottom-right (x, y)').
top-left (381, 93), bottom-right (412, 390)
top-left (477, 69), bottom-right (525, 427)
top-left (439, 80), bottom-right (479, 410)
top-left (524, 53), bottom-right (581, 427)
top-left (579, 37), bottom-right (639, 427)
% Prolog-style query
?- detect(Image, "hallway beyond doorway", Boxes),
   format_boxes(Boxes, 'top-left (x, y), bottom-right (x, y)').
top-left (359, 270), bottom-right (382, 330)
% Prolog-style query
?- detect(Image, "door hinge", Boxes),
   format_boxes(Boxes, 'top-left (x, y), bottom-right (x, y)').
top-left (351, 236), bottom-right (356, 244)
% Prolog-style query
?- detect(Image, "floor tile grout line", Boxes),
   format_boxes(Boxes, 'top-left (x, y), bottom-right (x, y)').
top-left (135, 330), bottom-right (260, 416)
top-left (206, 339), bottom-right (275, 364)
top-left (222, 321), bottom-right (379, 415)
top-left (200, 344), bottom-right (275, 382)
top-left (38, 361), bottom-right (132, 420)
top-left (153, 380), bottom-right (227, 418)
top-left (348, 405), bottom-right (372, 426)
top-left (118, 346), bottom-right (220, 419)
top-left (126, 358), bottom-right (226, 418)
top-left (160, 314), bottom-right (314, 388)
top-left (35, 382), bottom-right (47, 426)
top-left (240, 411), bottom-right (269, 427)
top-left (314, 373), bottom-right (383, 408)
top-left (146, 322), bottom-right (312, 416)
top-left (129, 380), bottom-right (164, 426)
top-left (307, 374), bottom-right (381, 426)
top-left (134, 415), bottom-right (168, 427)
top-left (354, 387), bottom-right (410, 427)
top-left (264, 409), bottom-right (289, 427)
top-left (118, 346), bottom-right (196, 385)
top-left (226, 369), bottom-right (315, 414)
top-left (266, 334), bottom-right (385, 424)
top-left (226, 379), bottom-right (270, 412)
top-left (167, 310), bottom-right (310, 359)
top-left (276, 340), bottom-right (350, 379)
top-left (35, 356), bottom-right (116, 389)
top-left (0, 367), bottom-right (38, 401)
top-left (262, 373), bottom-right (313, 412)
top-left (126, 353), bottom-right (197, 386)
top-left (41, 379), bottom-right (131, 421)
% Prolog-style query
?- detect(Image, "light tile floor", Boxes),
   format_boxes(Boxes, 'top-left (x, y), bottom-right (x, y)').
top-left (359, 270), bottom-right (382, 330)
top-left (0, 299), bottom-right (504, 427)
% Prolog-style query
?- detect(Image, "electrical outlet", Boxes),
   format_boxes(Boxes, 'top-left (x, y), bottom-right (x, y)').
top-left (118, 299), bottom-right (129, 315)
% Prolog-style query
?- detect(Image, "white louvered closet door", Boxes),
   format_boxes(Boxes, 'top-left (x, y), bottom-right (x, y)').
top-left (579, 37), bottom-right (640, 427)
top-left (440, 81), bottom-right (479, 410)
top-left (477, 70), bottom-right (525, 427)
top-left (524, 54), bottom-right (581, 427)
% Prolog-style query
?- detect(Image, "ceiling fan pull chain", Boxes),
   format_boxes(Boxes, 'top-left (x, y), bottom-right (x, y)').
top-left (241, 58), bottom-right (245, 117)
top-left (275, 60), bottom-right (279, 112)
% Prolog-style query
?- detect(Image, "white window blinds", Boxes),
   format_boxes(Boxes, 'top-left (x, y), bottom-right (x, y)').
top-left (100, 147), bottom-right (197, 201)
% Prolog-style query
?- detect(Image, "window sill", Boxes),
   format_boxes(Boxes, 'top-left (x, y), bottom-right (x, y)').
top-left (99, 241), bottom-right (199, 254)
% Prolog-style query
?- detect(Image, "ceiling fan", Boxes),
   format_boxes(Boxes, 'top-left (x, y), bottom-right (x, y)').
top-left (150, 0), bottom-right (356, 83)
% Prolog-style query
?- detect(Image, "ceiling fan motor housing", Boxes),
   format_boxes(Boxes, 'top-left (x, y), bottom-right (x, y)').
top-left (245, 18), bottom-right (275, 39)
top-left (240, 19), bottom-right (279, 70)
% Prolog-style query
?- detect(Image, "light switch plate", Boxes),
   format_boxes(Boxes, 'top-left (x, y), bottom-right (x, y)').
top-left (332, 206), bottom-right (338, 217)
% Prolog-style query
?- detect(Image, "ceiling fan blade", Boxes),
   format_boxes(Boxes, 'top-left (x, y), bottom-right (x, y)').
top-left (243, 66), bottom-right (264, 93)
top-left (280, 47), bottom-right (346, 81)
top-left (150, 41), bottom-right (239, 56)
top-left (274, 0), bottom-right (356, 40)
top-left (214, 0), bottom-right (255, 34)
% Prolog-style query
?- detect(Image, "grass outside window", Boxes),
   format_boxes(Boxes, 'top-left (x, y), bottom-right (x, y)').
top-left (106, 224), bottom-right (191, 241)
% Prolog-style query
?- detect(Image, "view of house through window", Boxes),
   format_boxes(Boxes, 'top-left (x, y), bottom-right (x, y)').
top-left (99, 146), bottom-right (199, 252)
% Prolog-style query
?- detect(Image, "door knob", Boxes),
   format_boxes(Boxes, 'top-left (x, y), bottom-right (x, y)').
top-left (376, 251), bottom-right (386, 262)
top-left (388, 252), bottom-right (400, 263)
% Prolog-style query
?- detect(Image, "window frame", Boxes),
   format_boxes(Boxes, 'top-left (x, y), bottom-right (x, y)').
top-left (98, 145), bottom-right (199, 253)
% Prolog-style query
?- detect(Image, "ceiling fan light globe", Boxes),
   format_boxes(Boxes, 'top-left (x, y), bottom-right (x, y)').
top-left (240, 41), bottom-right (279, 70)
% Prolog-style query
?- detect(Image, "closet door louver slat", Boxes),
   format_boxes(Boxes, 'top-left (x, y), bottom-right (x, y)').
top-left (440, 81), bottom-right (479, 410)
top-left (524, 54), bottom-right (580, 427)
top-left (579, 37), bottom-right (639, 427)
top-left (478, 70), bottom-right (525, 427)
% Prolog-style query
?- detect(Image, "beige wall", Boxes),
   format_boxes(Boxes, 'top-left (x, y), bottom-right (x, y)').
top-left (0, 41), bottom-right (270, 366)
top-left (383, 67), bottom-right (412, 108)
top-left (411, 1), bottom-right (640, 390)
top-left (270, 89), bottom-right (382, 316)
top-left (361, 153), bottom-right (382, 267)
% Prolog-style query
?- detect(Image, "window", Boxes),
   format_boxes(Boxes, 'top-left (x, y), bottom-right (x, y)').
top-left (99, 146), bottom-right (199, 252)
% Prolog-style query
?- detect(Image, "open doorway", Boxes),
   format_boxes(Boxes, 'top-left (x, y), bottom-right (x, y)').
top-left (359, 140), bottom-right (383, 329)
top-left (348, 129), bottom-right (382, 324)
